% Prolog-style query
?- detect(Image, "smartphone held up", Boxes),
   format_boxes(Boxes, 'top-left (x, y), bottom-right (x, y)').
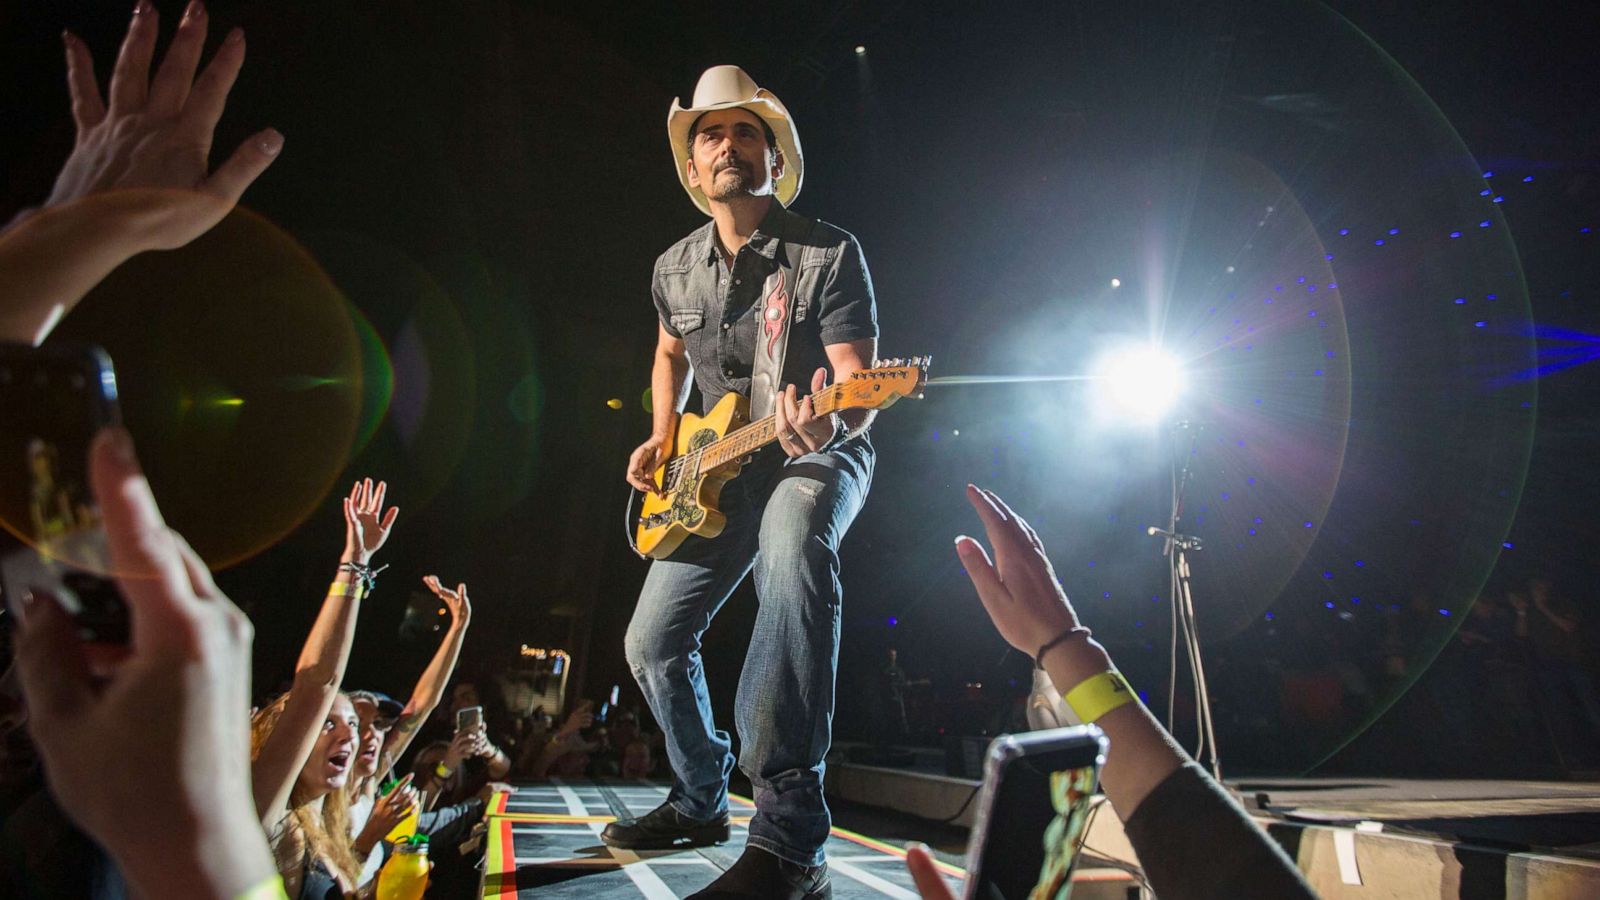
top-left (0, 342), bottom-right (125, 643)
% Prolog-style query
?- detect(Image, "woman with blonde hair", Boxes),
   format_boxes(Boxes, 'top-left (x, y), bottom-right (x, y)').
top-left (250, 479), bottom-right (398, 898)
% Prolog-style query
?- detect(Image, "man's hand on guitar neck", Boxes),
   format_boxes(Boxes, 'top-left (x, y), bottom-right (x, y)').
top-left (775, 367), bottom-right (840, 458)
top-left (627, 432), bottom-right (672, 496)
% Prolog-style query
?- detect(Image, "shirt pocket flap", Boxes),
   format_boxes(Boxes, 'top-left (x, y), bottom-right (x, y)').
top-left (669, 309), bottom-right (705, 334)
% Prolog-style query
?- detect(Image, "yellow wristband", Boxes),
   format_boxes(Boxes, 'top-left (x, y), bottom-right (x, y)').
top-left (435, 762), bottom-right (453, 779)
top-left (1064, 671), bottom-right (1135, 723)
top-left (235, 873), bottom-right (289, 900)
top-left (328, 581), bottom-right (365, 600)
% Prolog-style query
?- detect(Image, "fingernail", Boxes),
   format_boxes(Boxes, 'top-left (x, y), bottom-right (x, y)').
top-left (226, 26), bottom-right (244, 45)
top-left (133, 1), bottom-right (150, 17)
top-left (62, 29), bottom-right (75, 46)
top-left (185, 0), bottom-right (206, 20)
top-left (258, 128), bottom-right (284, 155)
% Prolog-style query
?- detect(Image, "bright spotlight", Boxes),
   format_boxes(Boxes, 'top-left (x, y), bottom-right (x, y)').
top-left (1110, 277), bottom-right (1122, 288)
top-left (854, 45), bottom-right (867, 55)
top-left (1098, 345), bottom-right (1185, 422)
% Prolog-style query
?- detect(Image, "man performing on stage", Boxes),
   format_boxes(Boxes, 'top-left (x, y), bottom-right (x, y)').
top-left (603, 66), bottom-right (878, 899)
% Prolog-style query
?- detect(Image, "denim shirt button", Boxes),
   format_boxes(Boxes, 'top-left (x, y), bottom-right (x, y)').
top-left (721, 322), bottom-right (730, 331)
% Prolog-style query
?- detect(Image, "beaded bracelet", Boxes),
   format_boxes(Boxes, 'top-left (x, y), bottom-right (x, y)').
top-left (338, 561), bottom-right (389, 594)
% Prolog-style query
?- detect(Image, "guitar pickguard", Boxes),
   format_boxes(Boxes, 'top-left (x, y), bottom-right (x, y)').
top-left (672, 482), bottom-right (705, 527)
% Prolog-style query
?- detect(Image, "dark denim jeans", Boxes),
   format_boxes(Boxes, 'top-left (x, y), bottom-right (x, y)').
top-left (624, 438), bottom-right (873, 866)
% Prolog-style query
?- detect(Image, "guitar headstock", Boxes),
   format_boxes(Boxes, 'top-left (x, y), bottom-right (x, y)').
top-left (833, 356), bottom-right (931, 411)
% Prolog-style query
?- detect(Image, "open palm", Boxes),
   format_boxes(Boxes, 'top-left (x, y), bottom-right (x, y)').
top-left (342, 478), bottom-right (397, 565)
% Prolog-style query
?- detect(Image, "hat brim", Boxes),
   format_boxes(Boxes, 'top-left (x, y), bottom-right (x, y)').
top-left (668, 91), bottom-right (803, 217)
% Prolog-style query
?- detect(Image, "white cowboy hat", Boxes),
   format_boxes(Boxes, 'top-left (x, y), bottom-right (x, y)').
top-left (667, 65), bottom-right (803, 216)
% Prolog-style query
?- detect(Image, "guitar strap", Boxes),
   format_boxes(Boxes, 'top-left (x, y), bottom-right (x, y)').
top-left (748, 232), bottom-right (800, 422)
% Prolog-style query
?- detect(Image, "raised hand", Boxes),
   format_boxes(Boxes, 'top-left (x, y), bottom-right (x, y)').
top-left (557, 700), bottom-right (595, 738)
top-left (38, 2), bottom-right (281, 250)
top-left (342, 478), bottom-right (398, 566)
top-left (442, 726), bottom-right (484, 771)
top-left (422, 576), bottom-right (472, 626)
top-left (954, 485), bottom-right (1080, 659)
top-left (11, 428), bottom-right (273, 899)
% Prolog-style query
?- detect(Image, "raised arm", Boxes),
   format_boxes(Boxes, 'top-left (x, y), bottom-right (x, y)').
top-left (0, 4), bottom-right (280, 345)
top-left (251, 478), bottom-right (397, 823)
top-left (926, 485), bottom-right (1315, 899)
top-left (379, 576), bottom-right (473, 773)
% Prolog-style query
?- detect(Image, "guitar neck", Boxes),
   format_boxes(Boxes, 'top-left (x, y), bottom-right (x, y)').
top-left (695, 384), bottom-right (848, 470)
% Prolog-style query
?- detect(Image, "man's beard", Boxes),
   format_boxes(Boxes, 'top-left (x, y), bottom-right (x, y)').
top-left (707, 160), bottom-right (759, 200)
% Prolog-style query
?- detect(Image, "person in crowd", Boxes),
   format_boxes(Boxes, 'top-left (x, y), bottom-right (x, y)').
top-left (621, 738), bottom-right (657, 780)
top-left (345, 575), bottom-right (472, 885)
top-left (0, 0), bottom-right (281, 347)
top-left (11, 429), bottom-right (281, 899)
top-left (410, 701), bottom-right (514, 807)
top-left (249, 479), bottom-right (398, 898)
top-left (1515, 577), bottom-right (1600, 769)
top-left (1, 8), bottom-right (282, 897)
top-left (511, 700), bottom-right (597, 780)
top-left (904, 486), bottom-right (1316, 900)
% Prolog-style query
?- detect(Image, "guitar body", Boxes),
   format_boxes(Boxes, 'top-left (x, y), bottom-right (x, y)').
top-left (631, 357), bottom-right (929, 561)
top-left (635, 391), bottom-right (750, 560)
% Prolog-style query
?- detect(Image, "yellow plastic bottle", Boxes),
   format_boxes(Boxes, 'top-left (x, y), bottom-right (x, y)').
top-left (380, 778), bottom-right (418, 844)
top-left (377, 836), bottom-right (431, 900)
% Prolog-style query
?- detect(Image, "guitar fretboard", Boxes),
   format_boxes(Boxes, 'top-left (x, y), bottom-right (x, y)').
top-left (692, 384), bottom-right (847, 472)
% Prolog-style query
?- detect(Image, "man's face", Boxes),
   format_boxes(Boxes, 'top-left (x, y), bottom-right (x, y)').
top-left (352, 697), bottom-right (392, 779)
top-left (686, 108), bottom-right (779, 204)
top-left (450, 684), bottom-right (480, 717)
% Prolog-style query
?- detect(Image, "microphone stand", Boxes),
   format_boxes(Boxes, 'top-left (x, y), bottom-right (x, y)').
top-left (1150, 421), bottom-right (1223, 784)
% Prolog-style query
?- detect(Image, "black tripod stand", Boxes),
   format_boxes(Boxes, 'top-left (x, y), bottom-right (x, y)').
top-left (1150, 421), bottom-right (1223, 783)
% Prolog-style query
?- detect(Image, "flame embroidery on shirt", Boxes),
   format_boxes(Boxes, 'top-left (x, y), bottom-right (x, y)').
top-left (762, 271), bottom-right (788, 359)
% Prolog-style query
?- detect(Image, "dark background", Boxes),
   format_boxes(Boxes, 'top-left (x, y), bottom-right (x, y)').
top-left (2, 0), bottom-right (1596, 777)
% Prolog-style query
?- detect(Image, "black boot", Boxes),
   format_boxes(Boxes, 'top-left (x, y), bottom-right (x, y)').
top-left (687, 846), bottom-right (831, 899)
top-left (600, 802), bottom-right (730, 851)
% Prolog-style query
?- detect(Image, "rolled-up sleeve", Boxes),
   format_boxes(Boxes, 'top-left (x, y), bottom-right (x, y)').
top-left (652, 269), bottom-right (682, 339)
top-left (817, 235), bottom-right (878, 347)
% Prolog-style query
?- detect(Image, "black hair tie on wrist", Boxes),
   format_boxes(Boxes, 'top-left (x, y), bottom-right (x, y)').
top-left (1034, 625), bottom-right (1093, 669)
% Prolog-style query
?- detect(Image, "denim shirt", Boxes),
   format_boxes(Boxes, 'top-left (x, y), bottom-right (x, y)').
top-left (651, 202), bottom-right (878, 416)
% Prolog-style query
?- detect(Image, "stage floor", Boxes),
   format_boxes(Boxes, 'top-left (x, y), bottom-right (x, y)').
top-left (479, 779), bottom-right (967, 899)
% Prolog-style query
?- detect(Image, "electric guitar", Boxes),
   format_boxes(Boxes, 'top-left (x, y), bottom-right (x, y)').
top-left (633, 357), bottom-right (930, 559)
